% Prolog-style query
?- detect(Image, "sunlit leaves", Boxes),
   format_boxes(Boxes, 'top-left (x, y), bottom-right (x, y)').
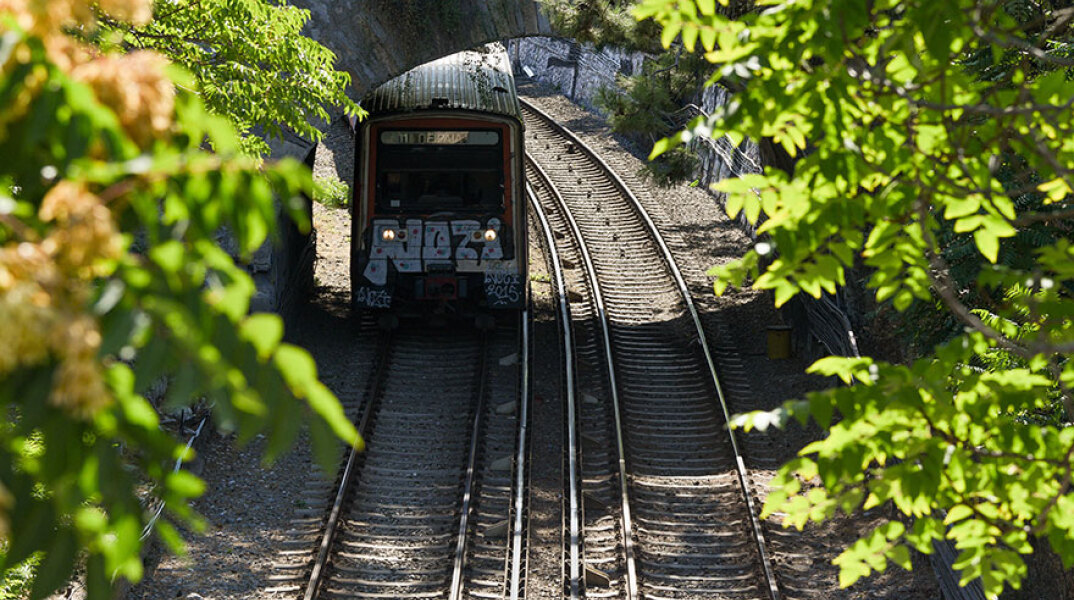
top-left (654, 5), bottom-right (1074, 586)
top-left (0, 5), bottom-right (361, 599)
top-left (1037, 178), bottom-right (1071, 204)
top-left (832, 522), bottom-right (907, 587)
top-left (240, 313), bottom-right (284, 361)
top-left (100, 0), bottom-right (365, 155)
top-left (731, 333), bottom-right (1073, 596)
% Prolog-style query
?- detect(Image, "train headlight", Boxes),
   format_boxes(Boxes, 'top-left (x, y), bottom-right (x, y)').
top-left (483, 228), bottom-right (498, 242)
top-left (381, 228), bottom-right (397, 242)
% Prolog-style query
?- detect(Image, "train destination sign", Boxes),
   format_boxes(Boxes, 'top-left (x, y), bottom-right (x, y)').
top-left (381, 130), bottom-right (500, 146)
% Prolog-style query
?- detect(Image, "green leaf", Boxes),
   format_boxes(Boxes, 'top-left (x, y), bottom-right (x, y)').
top-left (308, 408), bottom-right (344, 475)
top-left (944, 195), bottom-right (981, 220)
top-left (117, 390), bottom-right (159, 430)
top-left (650, 134), bottom-right (681, 159)
top-left (974, 228), bottom-right (1000, 263)
top-left (306, 383), bottom-right (361, 448)
top-left (699, 25), bottom-right (717, 52)
top-left (165, 470), bottom-right (206, 499)
top-left (240, 313), bottom-right (284, 361)
top-left (945, 504), bottom-right (974, 525)
top-left (1036, 178), bottom-right (1071, 203)
top-left (661, 21), bottom-right (681, 48)
top-left (887, 544), bottom-right (912, 571)
top-left (274, 343), bottom-right (318, 392)
top-left (682, 24), bottom-right (699, 52)
top-left (29, 532), bottom-right (77, 600)
top-left (149, 240), bottom-right (185, 274)
top-left (725, 191), bottom-right (744, 218)
top-left (773, 278), bottom-right (798, 307)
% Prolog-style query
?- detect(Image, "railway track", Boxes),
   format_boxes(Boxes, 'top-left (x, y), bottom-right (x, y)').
top-left (523, 98), bottom-right (783, 600)
top-left (270, 314), bottom-right (529, 600)
top-left (262, 95), bottom-right (813, 600)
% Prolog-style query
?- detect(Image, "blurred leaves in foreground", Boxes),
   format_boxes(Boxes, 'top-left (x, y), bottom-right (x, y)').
top-left (0, 0), bottom-right (359, 597)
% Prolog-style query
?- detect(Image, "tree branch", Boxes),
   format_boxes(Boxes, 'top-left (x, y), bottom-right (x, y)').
top-left (914, 197), bottom-right (1034, 360)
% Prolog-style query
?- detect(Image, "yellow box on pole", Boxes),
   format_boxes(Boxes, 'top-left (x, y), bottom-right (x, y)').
top-left (767, 325), bottom-right (792, 359)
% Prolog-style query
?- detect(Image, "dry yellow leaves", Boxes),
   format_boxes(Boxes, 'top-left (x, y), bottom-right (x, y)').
top-left (0, 0), bottom-right (150, 34)
top-left (40, 181), bottom-right (123, 278)
top-left (0, 0), bottom-right (169, 418)
top-left (72, 52), bottom-right (175, 147)
top-left (0, 183), bottom-right (120, 416)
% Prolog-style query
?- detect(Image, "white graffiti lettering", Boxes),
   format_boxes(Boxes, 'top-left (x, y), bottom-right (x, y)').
top-left (365, 217), bottom-right (514, 285)
top-left (482, 218), bottom-right (504, 260)
top-left (365, 219), bottom-right (423, 284)
top-left (364, 258), bottom-right (388, 285)
top-left (422, 221), bottom-right (452, 261)
top-left (484, 269), bottom-right (522, 305)
top-left (355, 286), bottom-right (392, 308)
top-left (451, 220), bottom-right (481, 259)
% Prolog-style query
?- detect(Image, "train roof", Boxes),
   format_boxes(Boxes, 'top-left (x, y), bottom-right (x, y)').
top-left (364, 47), bottom-right (523, 122)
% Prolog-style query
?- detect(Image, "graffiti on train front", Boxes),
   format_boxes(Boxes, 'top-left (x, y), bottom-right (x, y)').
top-left (363, 218), bottom-right (512, 285)
top-left (354, 286), bottom-right (392, 308)
top-left (484, 268), bottom-right (522, 306)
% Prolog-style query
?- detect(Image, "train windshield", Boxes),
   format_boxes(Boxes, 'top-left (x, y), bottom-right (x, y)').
top-left (374, 128), bottom-right (505, 213)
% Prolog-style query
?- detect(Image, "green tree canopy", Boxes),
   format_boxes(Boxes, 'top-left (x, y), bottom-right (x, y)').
top-left (0, 1), bottom-right (359, 597)
top-left (637, 0), bottom-right (1074, 597)
top-left (97, 0), bottom-right (362, 155)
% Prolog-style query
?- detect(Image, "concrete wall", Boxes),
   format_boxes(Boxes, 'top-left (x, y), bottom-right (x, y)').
top-left (246, 133), bottom-right (317, 319)
top-left (509, 37), bottom-right (645, 112)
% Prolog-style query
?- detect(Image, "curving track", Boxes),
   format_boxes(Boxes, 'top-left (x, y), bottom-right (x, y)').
top-left (263, 95), bottom-right (822, 600)
top-left (524, 98), bottom-right (782, 600)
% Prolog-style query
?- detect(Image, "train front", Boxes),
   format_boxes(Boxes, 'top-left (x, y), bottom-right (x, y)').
top-left (351, 49), bottom-right (527, 316)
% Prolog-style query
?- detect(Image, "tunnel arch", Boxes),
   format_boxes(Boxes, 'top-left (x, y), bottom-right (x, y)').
top-left (287, 0), bottom-right (554, 99)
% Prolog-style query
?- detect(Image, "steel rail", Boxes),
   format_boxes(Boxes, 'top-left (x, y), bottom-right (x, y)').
top-left (527, 156), bottom-right (640, 600)
top-left (448, 332), bottom-right (492, 600)
top-left (527, 182), bottom-right (583, 600)
top-left (508, 309), bottom-right (531, 600)
top-left (303, 329), bottom-right (393, 600)
top-left (521, 98), bottom-right (783, 600)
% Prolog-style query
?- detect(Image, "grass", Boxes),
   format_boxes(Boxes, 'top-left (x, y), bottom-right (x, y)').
top-left (313, 175), bottom-right (350, 209)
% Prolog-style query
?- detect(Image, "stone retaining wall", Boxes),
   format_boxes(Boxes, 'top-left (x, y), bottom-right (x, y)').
top-left (508, 37), bottom-right (762, 214)
top-left (246, 134), bottom-right (317, 320)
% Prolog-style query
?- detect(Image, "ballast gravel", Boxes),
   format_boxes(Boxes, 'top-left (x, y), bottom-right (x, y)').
top-left (127, 90), bottom-right (938, 599)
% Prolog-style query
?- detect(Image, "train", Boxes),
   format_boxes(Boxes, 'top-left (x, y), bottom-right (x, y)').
top-left (351, 46), bottom-right (528, 321)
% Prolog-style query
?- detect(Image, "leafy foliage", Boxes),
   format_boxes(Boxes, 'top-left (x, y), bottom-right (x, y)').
top-left (638, 0), bottom-right (1074, 596)
top-left (97, 0), bottom-right (363, 155)
top-left (313, 174), bottom-right (351, 209)
top-left (0, 1), bottom-right (360, 598)
top-left (0, 546), bottom-right (39, 600)
top-left (544, 0), bottom-right (750, 183)
top-left (594, 50), bottom-right (709, 183)
top-left (541, 0), bottom-right (664, 50)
